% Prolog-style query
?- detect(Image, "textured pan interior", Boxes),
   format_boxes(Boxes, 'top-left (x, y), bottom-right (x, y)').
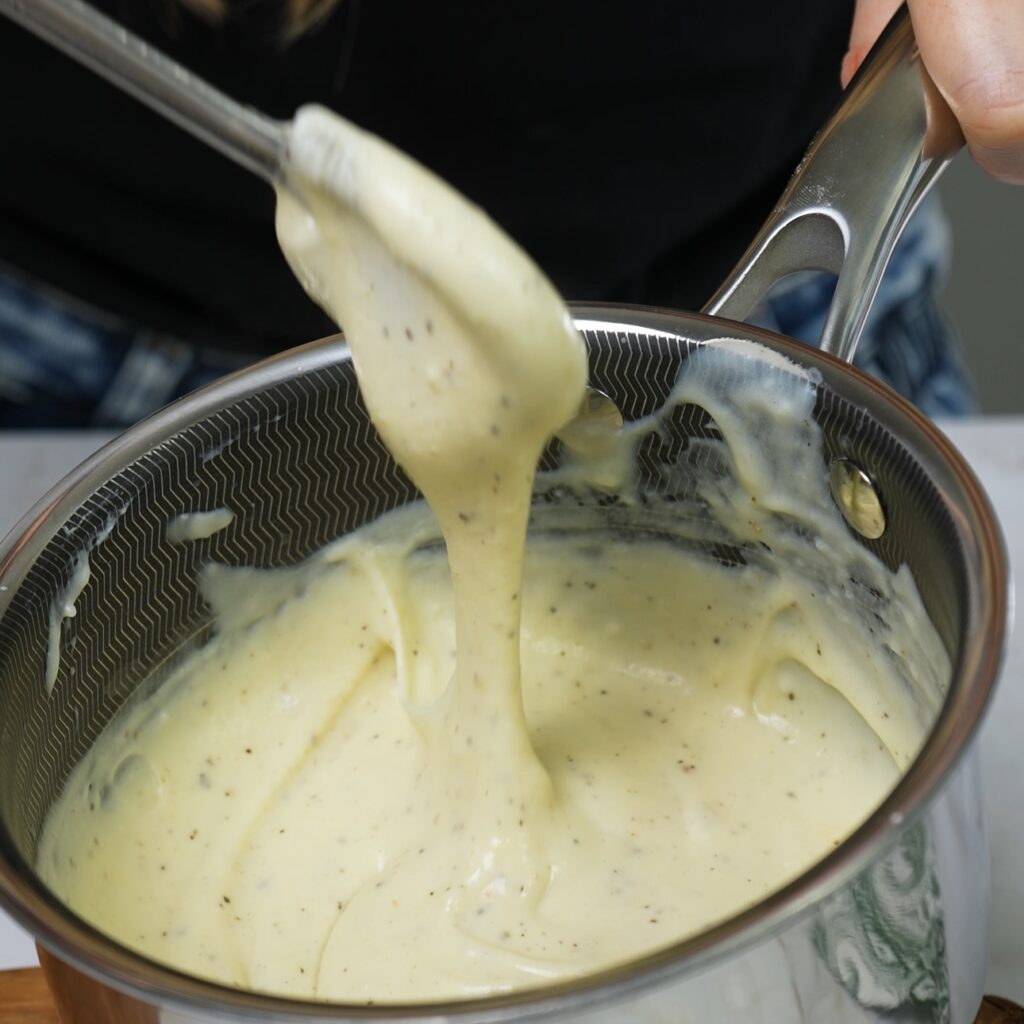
top-left (0, 321), bottom-right (965, 871)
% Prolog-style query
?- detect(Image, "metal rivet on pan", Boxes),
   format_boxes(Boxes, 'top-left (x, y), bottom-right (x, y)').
top-left (577, 387), bottom-right (624, 431)
top-left (829, 458), bottom-right (886, 540)
top-left (557, 387), bottom-right (624, 456)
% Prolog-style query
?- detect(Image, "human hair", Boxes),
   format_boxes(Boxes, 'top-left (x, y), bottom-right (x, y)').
top-left (177, 0), bottom-right (342, 43)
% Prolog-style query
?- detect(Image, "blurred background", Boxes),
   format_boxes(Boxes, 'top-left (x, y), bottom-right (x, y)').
top-left (941, 157), bottom-right (1024, 414)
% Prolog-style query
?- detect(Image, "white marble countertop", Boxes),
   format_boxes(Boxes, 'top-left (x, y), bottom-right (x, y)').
top-left (1, 421), bottom-right (1022, 1000)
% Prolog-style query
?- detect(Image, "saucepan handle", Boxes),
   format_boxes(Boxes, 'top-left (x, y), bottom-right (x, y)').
top-left (702, 4), bottom-right (963, 365)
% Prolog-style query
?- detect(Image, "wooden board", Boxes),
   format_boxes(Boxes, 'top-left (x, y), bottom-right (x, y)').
top-left (0, 969), bottom-right (58, 1024)
top-left (1, 968), bottom-right (1022, 1022)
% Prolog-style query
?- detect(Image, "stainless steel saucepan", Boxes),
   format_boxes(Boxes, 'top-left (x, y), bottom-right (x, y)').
top-left (0, 4), bottom-right (1009, 1023)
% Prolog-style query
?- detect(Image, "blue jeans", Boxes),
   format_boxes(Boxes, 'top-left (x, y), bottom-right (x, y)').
top-left (0, 202), bottom-right (974, 428)
top-left (753, 198), bottom-right (976, 416)
top-left (0, 271), bottom-right (250, 429)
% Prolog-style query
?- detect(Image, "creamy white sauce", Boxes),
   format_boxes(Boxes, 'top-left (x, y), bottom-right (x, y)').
top-left (166, 509), bottom-right (235, 544)
top-left (274, 108), bottom-right (589, 971)
top-left (38, 106), bottom-right (949, 1004)
top-left (45, 505), bottom-right (129, 694)
top-left (45, 552), bottom-right (91, 694)
top-left (40, 503), bottom-right (930, 1000)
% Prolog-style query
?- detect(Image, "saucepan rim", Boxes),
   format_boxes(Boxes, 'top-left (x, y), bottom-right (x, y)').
top-left (0, 303), bottom-right (1010, 1022)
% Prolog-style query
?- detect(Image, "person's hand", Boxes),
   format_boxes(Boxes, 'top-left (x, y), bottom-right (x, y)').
top-left (843, 0), bottom-right (1024, 184)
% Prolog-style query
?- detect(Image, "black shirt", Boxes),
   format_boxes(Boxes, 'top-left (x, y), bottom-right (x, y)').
top-left (0, 1), bottom-right (853, 354)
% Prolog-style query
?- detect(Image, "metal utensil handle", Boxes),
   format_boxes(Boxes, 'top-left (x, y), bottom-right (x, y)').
top-left (703, 5), bottom-right (963, 365)
top-left (0, 0), bottom-right (287, 184)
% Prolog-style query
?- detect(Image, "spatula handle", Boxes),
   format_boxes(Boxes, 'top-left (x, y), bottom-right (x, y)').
top-left (0, 0), bottom-right (287, 184)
